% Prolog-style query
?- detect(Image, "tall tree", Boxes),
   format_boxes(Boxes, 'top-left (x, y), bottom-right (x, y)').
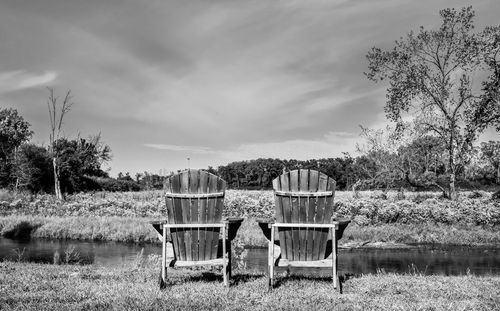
top-left (0, 108), bottom-right (33, 189)
top-left (366, 7), bottom-right (500, 199)
top-left (47, 88), bottom-right (73, 200)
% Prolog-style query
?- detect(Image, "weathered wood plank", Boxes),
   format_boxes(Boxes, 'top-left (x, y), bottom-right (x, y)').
top-left (171, 174), bottom-right (186, 261)
top-left (316, 173), bottom-right (329, 260)
top-left (189, 170), bottom-right (199, 261)
top-left (273, 175), bottom-right (287, 262)
top-left (214, 177), bottom-right (225, 258)
top-left (289, 170), bottom-right (299, 261)
top-left (206, 174), bottom-right (218, 260)
top-left (279, 172), bottom-right (292, 260)
top-left (298, 169), bottom-right (309, 260)
top-left (306, 170), bottom-right (318, 261)
top-left (198, 170), bottom-right (209, 260)
top-left (181, 171), bottom-right (193, 260)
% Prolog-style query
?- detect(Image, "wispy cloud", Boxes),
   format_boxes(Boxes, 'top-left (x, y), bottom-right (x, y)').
top-left (0, 70), bottom-right (57, 94)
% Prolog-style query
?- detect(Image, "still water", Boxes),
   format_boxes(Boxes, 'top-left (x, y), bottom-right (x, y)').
top-left (1, 238), bottom-right (499, 276)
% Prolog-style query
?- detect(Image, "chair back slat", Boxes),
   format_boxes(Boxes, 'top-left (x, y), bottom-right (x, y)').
top-left (165, 169), bottom-right (226, 261)
top-left (273, 169), bottom-right (335, 261)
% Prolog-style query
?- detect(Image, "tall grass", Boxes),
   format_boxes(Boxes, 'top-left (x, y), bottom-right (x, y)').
top-left (1, 189), bottom-right (499, 227)
top-left (0, 215), bottom-right (157, 243)
top-left (1, 215), bottom-right (499, 246)
top-left (0, 189), bottom-right (498, 246)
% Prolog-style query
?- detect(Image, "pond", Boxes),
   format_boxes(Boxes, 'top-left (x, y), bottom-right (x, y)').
top-left (1, 238), bottom-right (499, 276)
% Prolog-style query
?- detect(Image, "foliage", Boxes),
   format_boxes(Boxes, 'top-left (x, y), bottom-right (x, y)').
top-left (1, 190), bottom-right (499, 228)
top-left (366, 6), bottom-right (500, 199)
top-left (54, 135), bottom-right (111, 193)
top-left (481, 141), bottom-right (500, 183)
top-left (0, 108), bottom-right (33, 188)
top-left (13, 144), bottom-right (53, 193)
top-left (217, 156), bottom-right (364, 190)
top-left (0, 108), bottom-right (33, 155)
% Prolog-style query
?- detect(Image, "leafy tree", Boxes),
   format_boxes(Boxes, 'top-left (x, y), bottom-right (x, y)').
top-left (14, 144), bottom-right (52, 193)
top-left (0, 108), bottom-right (33, 188)
top-left (366, 7), bottom-right (500, 199)
top-left (481, 141), bottom-right (500, 183)
top-left (54, 135), bottom-right (111, 193)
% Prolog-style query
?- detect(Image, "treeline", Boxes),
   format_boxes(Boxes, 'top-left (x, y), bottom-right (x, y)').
top-left (2, 106), bottom-right (499, 195)
top-left (212, 142), bottom-right (500, 191)
top-left (0, 107), bottom-right (117, 194)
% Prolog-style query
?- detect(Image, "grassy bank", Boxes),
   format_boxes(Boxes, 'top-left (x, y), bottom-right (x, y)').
top-left (1, 260), bottom-right (499, 310)
top-left (2, 190), bottom-right (499, 227)
top-left (1, 189), bottom-right (499, 246)
top-left (0, 215), bottom-right (158, 243)
top-left (1, 215), bottom-right (500, 247)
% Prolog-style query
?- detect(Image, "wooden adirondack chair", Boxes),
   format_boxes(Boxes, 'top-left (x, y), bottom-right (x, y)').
top-left (150, 169), bottom-right (242, 287)
top-left (267, 169), bottom-right (348, 291)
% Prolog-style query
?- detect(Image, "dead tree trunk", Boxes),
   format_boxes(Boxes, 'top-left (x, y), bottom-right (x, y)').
top-left (47, 88), bottom-right (73, 201)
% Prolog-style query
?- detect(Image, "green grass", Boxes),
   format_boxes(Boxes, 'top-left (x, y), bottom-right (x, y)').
top-left (1, 260), bottom-right (499, 310)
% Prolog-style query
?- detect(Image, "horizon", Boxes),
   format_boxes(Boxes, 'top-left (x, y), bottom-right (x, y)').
top-left (1, 0), bottom-right (499, 178)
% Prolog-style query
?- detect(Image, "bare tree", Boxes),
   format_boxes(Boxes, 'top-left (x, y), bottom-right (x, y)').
top-left (47, 88), bottom-right (73, 200)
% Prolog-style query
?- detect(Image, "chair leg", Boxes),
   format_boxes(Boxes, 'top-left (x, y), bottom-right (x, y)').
top-left (160, 225), bottom-right (167, 289)
top-left (222, 225), bottom-right (228, 287)
top-left (332, 225), bottom-right (339, 293)
top-left (269, 225), bottom-right (275, 290)
top-left (159, 267), bottom-right (167, 289)
top-left (228, 238), bottom-right (232, 279)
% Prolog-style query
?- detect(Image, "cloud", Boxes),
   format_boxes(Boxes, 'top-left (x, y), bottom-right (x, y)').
top-left (144, 143), bottom-right (214, 154)
top-left (219, 130), bottom-right (358, 161)
top-left (0, 70), bottom-right (57, 94)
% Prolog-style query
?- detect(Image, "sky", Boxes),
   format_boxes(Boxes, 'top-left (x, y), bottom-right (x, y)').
top-left (1, 0), bottom-right (499, 177)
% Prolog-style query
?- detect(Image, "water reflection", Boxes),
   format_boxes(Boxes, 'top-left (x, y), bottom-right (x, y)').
top-left (0, 238), bottom-right (158, 266)
top-left (0, 238), bottom-right (499, 276)
top-left (239, 246), bottom-right (500, 276)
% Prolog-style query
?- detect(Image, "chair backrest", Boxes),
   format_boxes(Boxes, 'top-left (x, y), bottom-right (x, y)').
top-left (272, 169), bottom-right (336, 261)
top-left (165, 169), bottom-right (226, 261)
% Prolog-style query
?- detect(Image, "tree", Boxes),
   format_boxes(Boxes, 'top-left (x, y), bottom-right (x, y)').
top-left (0, 108), bottom-right (33, 189)
top-left (54, 135), bottom-right (111, 193)
top-left (14, 144), bottom-right (52, 193)
top-left (481, 141), bottom-right (500, 183)
top-left (366, 6), bottom-right (500, 199)
top-left (47, 88), bottom-right (73, 199)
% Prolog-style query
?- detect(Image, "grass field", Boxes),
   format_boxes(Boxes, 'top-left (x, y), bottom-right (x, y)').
top-left (1, 259), bottom-right (499, 311)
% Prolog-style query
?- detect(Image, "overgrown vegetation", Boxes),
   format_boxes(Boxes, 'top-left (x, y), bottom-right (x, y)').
top-left (1, 190), bottom-right (499, 227)
top-left (0, 190), bottom-right (498, 246)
